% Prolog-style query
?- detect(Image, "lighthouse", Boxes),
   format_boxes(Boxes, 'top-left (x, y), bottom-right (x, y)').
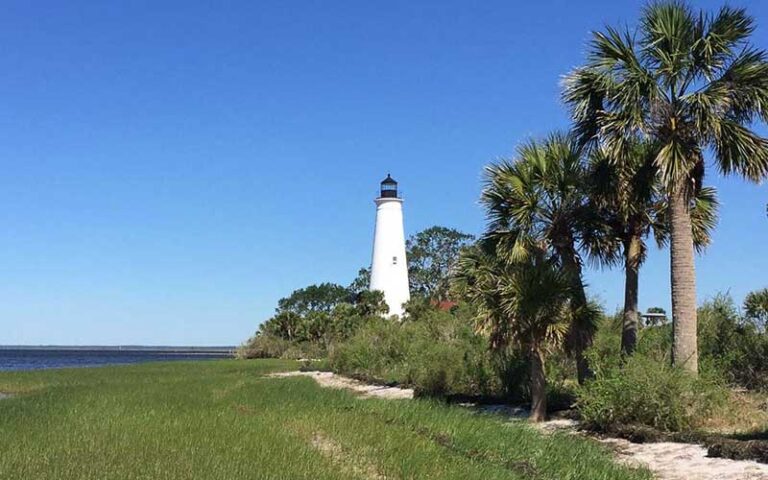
top-left (369, 174), bottom-right (410, 318)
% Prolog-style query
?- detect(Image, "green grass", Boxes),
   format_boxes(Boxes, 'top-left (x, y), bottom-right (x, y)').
top-left (0, 360), bottom-right (650, 479)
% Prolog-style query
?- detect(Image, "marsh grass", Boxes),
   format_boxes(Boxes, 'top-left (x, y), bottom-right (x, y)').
top-left (0, 360), bottom-right (649, 479)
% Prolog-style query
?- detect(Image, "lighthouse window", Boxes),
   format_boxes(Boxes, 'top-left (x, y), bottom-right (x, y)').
top-left (392, 256), bottom-right (398, 265)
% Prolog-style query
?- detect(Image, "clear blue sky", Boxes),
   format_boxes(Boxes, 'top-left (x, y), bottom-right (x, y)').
top-left (2, 1), bottom-right (767, 346)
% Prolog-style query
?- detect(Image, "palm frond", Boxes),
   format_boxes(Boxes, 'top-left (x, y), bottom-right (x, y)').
top-left (690, 186), bottom-right (719, 251)
top-left (713, 120), bottom-right (768, 181)
top-left (640, 1), bottom-right (697, 89)
top-left (691, 6), bottom-right (755, 77)
top-left (688, 48), bottom-right (768, 128)
top-left (654, 136), bottom-right (701, 190)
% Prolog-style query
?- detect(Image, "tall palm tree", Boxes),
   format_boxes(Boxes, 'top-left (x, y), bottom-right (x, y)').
top-left (563, 2), bottom-right (768, 372)
top-left (482, 133), bottom-right (601, 383)
top-left (453, 241), bottom-right (572, 421)
top-left (587, 141), bottom-right (719, 355)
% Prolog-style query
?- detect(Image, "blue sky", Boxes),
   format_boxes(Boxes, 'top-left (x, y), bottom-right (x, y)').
top-left (1, 1), bottom-right (767, 346)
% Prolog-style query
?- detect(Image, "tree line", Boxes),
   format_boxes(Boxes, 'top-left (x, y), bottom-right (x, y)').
top-left (452, 1), bottom-right (768, 420)
top-left (241, 226), bottom-right (473, 358)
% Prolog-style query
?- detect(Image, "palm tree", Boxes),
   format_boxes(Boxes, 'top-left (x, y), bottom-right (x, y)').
top-left (563, 2), bottom-right (768, 372)
top-left (261, 311), bottom-right (302, 342)
top-left (587, 141), bottom-right (719, 355)
top-left (744, 288), bottom-right (768, 331)
top-left (453, 241), bottom-right (572, 421)
top-left (481, 133), bottom-right (601, 383)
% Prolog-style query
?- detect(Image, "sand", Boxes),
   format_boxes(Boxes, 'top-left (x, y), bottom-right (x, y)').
top-left (466, 404), bottom-right (768, 480)
top-left (603, 437), bottom-right (768, 480)
top-left (269, 370), bottom-right (768, 480)
top-left (268, 371), bottom-right (414, 399)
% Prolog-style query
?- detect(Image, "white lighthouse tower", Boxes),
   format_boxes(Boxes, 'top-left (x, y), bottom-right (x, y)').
top-left (369, 174), bottom-right (410, 318)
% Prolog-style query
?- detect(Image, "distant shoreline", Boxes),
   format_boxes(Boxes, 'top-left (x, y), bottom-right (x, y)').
top-left (0, 348), bottom-right (235, 372)
top-left (0, 346), bottom-right (236, 355)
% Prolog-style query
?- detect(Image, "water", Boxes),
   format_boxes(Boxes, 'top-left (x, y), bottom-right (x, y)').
top-left (0, 348), bottom-right (233, 371)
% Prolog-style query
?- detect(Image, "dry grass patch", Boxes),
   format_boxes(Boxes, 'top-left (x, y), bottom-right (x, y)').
top-left (310, 431), bottom-right (387, 480)
top-left (699, 390), bottom-right (768, 435)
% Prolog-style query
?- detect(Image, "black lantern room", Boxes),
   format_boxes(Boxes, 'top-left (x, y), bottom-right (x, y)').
top-left (380, 174), bottom-right (398, 198)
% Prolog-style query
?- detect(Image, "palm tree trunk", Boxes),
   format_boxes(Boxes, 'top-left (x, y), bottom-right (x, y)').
top-left (669, 186), bottom-right (698, 374)
top-left (621, 234), bottom-right (641, 356)
top-left (575, 353), bottom-right (592, 385)
top-left (529, 346), bottom-right (547, 422)
top-left (559, 248), bottom-right (593, 384)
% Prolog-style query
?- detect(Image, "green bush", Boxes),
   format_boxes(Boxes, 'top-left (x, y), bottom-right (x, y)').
top-left (576, 296), bottom-right (768, 433)
top-left (589, 293), bottom-right (768, 393)
top-left (698, 293), bottom-right (768, 391)
top-left (329, 301), bottom-right (583, 406)
top-left (327, 318), bottom-right (411, 385)
top-left (237, 334), bottom-right (293, 359)
top-left (279, 341), bottom-right (326, 360)
top-left (577, 353), bottom-right (727, 432)
top-left (589, 313), bottom-right (673, 365)
top-left (238, 334), bottom-right (326, 360)
top-left (328, 308), bottom-right (511, 398)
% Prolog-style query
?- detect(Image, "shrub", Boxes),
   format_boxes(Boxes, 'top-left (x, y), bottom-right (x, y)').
top-left (589, 312), bottom-right (672, 365)
top-left (492, 349), bottom-right (531, 403)
top-left (328, 309), bottom-right (512, 398)
top-left (698, 293), bottom-right (768, 391)
top-left (327, 318), bottom-right (411, 385)
top-left (329, 302), bottom-right (583, 406)
top-left (238, 334), bottom-right (326, 360)
top-left (577, 353), bottom-right (727, 432)
top-left (237, 334), bottom-right (293, 359)
top-left (589, 293), bottom-right (768, 393)
top-left (279, 341), bottom-right (326, 360)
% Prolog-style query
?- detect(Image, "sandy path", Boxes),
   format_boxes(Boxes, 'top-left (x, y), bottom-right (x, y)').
top-left (468, 404), bottom-right (768, 480)
top-left (603, 437), bottom-right (768, 480)
top-left (268, 370), bottom-right (768, 480)
top-left (268, 371), bottom-right (414, 399)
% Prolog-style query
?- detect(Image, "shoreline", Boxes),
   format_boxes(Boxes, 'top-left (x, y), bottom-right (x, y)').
top-left (0, 350), bottom-right (233, 373)
top-left (0, 346), bottom-right (235, 355)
